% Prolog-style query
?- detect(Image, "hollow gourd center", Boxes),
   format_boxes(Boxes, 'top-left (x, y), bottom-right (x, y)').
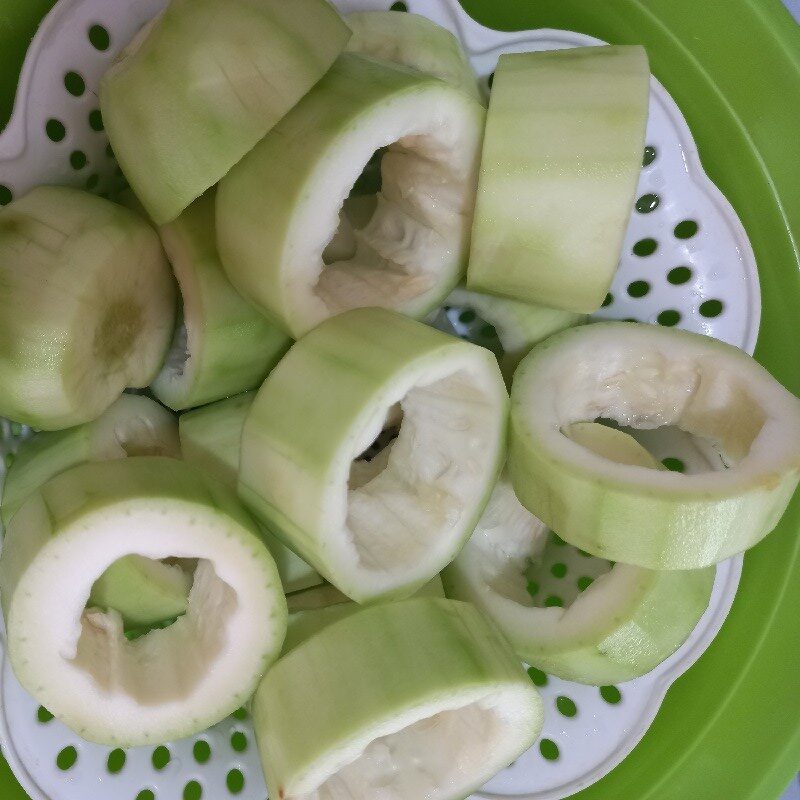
top-left (521, 533), bottom-right (613, 610)
top-left (321, 149), bottom-right (381, 266)
top-left (87, 555), bottom-right (192, 629)
top-left (321, 193), bottom-right (379, 269)
top-left (75, 559), bottom-right (236, 703)
top-left (94, 300), bottom-right (143, 369)
top-left (584, 417), bottom-right (724, 474)
top-left (103, 407), bottom-right (178, 457)
top-left (348, 403), bottom-right (402, 488)
top-left (554, 349), bottom-right (767, 467)
top-left (315, 127), bottom-right (457, 315)
top-left (297, 696), bottom-right (505, 800)
top-left (345, 368), bottom-right (495, 572)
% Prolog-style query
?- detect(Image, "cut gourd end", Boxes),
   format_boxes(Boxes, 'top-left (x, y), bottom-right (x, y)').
top-left (508, 321), bottom-right (800, 568)
top-left (239, 308), bottom-right (508, 603)
top-left (254, 598), bottom-right (542, 800)
top-left (445, 423), bottom-right (714, 684)
top-left (0, 457), bottom-right (286, 746)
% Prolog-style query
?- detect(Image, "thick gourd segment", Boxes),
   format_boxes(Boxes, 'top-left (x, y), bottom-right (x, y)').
top-left (442, 285), bottom-right (584, 380)
top-left (444, 426), bottom-right (715, 684)
top-left (253, 598), bottom-right (542, 800)
top-left (2, 394), bottom-right (179, 525)
top-left (508, 322), bottom-right (800, 568)
top-left (346, 11), bottom-right (482, 102)
top-left (467, 46), bottom-right (649, 313)
top-left (283, 576), bottom-right (444, 654)
top-left (180, 393), bottom-right (321, 593)
top-left (179, 392), bottom-right (254, 486)
top-left (151, 192), bottom-right (291, 410)
top-left (100, 0), bottom-right (350, 223)
top-left (0, 187), bottom-right (175, 429)
top-left (1, 395), bottom-right (184, 626)
top-left (239, 308), bottom-right (507, 603)
top-left (217, 54), bottom-right (485, 338)
top-left (0, 457), bottom-right (286, 746)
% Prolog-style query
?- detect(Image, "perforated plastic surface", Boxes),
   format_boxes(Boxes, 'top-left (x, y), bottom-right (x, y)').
top-left (0, 0), bottom-right (760, 798)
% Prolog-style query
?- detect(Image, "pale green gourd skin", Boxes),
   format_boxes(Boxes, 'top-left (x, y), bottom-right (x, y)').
top-left (2, 427), bottom-right (94, 526)
top-left (0, 186), bottom-right (175, 429)
top-left (179, 392), bottom-right (322, 593)
top-left (445, 551), bottom-right (714, 685)
top-left (528, 567), bottom-right (715, 684)
top-left (444, 284), bottom-right (585, 381)
top-left (1, 459), bottom-right (257, 614)
top-left (345, 10), bottom-right (483, 102)
top-left (467, 46), bottom-right (650, 312)
top-left (1, 394), bottom-right (188, 626)
top-left (178, 392), bottom-right (254, 488)
top-left (100, 0), bottom-right (351, 224)
top-left (509, 322), bottom-right (800, 568)
top-left (0, 457), bottom-right (286, 746)
top-left (151, 192), bottom-right (291, 411)
top-left (253, 598), bottom-right (542, 800)
top-left (2, 394), bottom-right (180, 525)
top-left (283, 576), bottom-right (445, 655)
top-left (444, 426), bottom-right (715, 684)
top-left (217, 54), bottom-right (485, 338)
top-left (238, 308), bottom-right (508, 603)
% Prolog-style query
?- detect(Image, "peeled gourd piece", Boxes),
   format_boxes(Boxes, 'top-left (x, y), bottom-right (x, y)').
top-left (100, 0), bottom-right (351, 223)
top-left (217, 54), bottom-right (485, 338)
top-left (239, 308), bottom-right (507, 602)
top-left (508, 322), bottom-right (800, 568)
top-left (0, 457), bottom-right (286, 746)
top-left (179, 392), bottom-right (322, 593)
top-left (253, 598), bottom-right (542, 800)
top-left (151, 192), bottom-right (290, 411)
top-left (444, 425), bottom-right (715, 684)
top-left (0, 186), bottom-right (175, 429)
top-left (467, 46), bottom-right (649, 313)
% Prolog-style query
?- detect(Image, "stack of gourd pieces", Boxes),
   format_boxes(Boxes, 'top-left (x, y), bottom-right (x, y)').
top-left (1, 1), bottom-right (799, 796)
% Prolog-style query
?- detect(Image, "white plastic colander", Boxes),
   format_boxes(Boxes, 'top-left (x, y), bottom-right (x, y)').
top-left (0, 0), bottom-right (761, 798)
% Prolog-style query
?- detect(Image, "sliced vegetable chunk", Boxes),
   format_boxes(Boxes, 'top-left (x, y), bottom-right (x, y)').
top-left (180, 393), bottom-right (321, 593)
top-left (467, 46), bottom-right (650, 312)
top-left (100, 0), bottom-right (350, 223)
top-left (151, 192), bottom-right (291, 411)
top-left (0, 187), bottom-right (175, 429)
top-left (346, 10), bottom-right (482, 101)
top-left (0, 457), bottom-right (286, 746)
top-left (2, 394), bottom-right (179, 525)
top-left (217, 54), bottom-right (485, 338)
top-left (239, 308), bottom-right (507, 602)
top-left (444, 424), bottom-right (715, 684)
top-left (253, 598), bottom-right (542, 800)
top-left (2, 394), bottom-right (185, 626)
top-left (509, 322), bottom-right (800, 568)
